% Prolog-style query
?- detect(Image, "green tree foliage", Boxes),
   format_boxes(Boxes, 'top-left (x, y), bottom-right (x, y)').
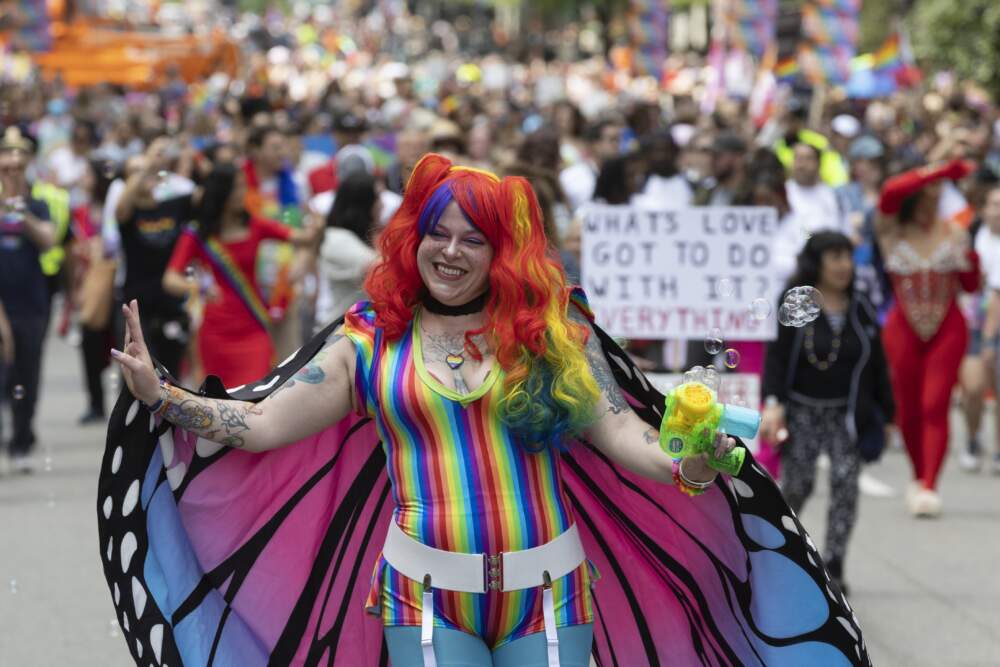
top-left (910, 0), bottom-right (1000, 97)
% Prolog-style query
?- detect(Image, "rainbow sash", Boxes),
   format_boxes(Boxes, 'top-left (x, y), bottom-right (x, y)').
top-left (185, 228), bottom-right (271, 333)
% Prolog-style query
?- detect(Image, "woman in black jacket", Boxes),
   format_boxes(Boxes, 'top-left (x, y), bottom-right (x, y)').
top-left (760, 231), bottom-right (895, 593)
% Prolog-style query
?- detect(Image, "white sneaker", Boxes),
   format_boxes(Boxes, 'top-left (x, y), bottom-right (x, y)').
top-left (909, 488), bottom-right (942, 518)
top-left (958, 449), bottom-right (982, 473)
top-left (859, 472), bottom-right (896, 498)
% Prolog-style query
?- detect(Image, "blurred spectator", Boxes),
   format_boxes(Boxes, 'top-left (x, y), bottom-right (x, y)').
top-left (315, 171), bottom-right (379, 327)
top-left (786, 141), bottom-right (846, 234)
top-left (559, 118), bottom-right (623, 212)
top-left (113, 137), bottom-right (194, 376)
top-left (0, 127), bottom-right (56, 472)
top-left (762, 232), bottom-right (894, 594)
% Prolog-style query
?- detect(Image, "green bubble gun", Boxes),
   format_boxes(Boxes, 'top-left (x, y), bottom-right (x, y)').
top-left (659, 381), bottom-right (761, 476)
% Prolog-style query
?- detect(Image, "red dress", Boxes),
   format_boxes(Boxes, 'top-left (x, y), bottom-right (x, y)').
top-left (881, 236), bottom-right (979, 490)
top-left (167, 218), bottom-right (291, 387)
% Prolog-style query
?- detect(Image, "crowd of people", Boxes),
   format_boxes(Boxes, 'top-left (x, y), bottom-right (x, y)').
top-left (1, 3), bottom-right (1000, 606)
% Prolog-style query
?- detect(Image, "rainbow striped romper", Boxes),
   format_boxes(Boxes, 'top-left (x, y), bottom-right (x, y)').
top-left (344, 302), bottom-right (596, 649)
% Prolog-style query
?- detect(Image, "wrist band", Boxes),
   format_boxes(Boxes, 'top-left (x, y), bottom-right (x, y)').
top-left (143, 377), bottom-right (170, 416)
top-left (678, 458), bottom-right (715, 488)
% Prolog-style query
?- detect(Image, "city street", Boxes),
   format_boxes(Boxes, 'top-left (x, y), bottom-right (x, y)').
top-left (1, 335), bottom-right (998, 666)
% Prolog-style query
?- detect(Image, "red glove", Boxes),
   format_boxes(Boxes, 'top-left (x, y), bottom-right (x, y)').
top-left (878, 159), bottom-right (976, 215)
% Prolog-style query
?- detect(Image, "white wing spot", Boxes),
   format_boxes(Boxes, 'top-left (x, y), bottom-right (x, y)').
top-left (120, 532), bottom-right (137, 572)
top-left (252, 376), bottom-right (281, 392)
top-left (125, 401), bottom-right (139, 426)
top-left (132, 577), bottom-right (147, 619)
top-left (166, 462), bottom-right (187, 491)
top-left (111, 446), bottom-right (123, 474)
top-left (150, 625), bottom-right (164, 663)
top-left (196, 438), bottom-right (224, 458)
top-left (122, 480), bottom-right (140, 516)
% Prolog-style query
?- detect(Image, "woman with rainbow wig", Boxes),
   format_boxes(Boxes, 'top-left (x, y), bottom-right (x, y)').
top-left (101, 154), bottom-right (871, 666)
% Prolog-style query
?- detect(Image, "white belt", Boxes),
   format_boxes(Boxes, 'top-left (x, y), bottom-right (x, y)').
top-left (382, 521), bottom-right (586, 667)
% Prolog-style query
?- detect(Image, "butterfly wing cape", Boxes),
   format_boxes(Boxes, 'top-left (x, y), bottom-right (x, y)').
top-left (98, 314), bottom-right (871, 666)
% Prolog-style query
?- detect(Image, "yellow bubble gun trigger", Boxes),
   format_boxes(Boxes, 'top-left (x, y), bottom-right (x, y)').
top-left (658, 382), bottom-right (759, 476)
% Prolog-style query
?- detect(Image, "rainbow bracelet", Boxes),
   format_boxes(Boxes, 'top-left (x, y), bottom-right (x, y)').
top-left (672, 458), bottom-right (712, 497)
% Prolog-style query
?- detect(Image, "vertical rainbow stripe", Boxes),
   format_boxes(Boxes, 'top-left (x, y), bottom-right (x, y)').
top-left (345, 301), bottom-right (594, 648)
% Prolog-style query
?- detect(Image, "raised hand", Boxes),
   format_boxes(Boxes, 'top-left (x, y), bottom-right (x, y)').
top-left (110, 300), bottom-right (161, 405)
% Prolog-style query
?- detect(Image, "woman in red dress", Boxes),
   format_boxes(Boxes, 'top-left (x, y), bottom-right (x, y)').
top-left (876, 160), bottom-right (980, 517)
top-left (163, 163), bottom-right (319, 387)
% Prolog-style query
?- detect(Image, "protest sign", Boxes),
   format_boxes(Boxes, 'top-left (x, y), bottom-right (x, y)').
top-left (580, 204), bottom-right (782, 341)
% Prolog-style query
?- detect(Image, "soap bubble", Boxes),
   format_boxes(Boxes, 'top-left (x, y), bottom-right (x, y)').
top-left (12, 385), bottom-right (25, 400)
top-left (750, 298), bottom-right (771, 321)
top-left (702, 366), bottom-right (721, 392)
top-left (778, 286), bottom-right (823, 327)
top-left (43, 455), bottom-right (52, 472)
top-left (184, 266), bottom-right (195, 281)
top-left (723, 348), bottom-right (741, 369)
top-left (8, 578), bottom-right (18, 594)
top-left (108, 618), bottom-right (120, 638)
top-left (704, 328), bottom-right (724, 355)
top-left (717, 278), bottom-right (734, 297)
top-left (682, 366), bottom-right (706, 385)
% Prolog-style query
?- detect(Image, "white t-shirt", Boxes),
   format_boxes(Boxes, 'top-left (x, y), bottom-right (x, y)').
top-left (975, 225), bottom-right (1000, 290)
top-left (634, 174), bottom-right (694, 209)
top-left (559, 160), bottom-right (598, 213)
top-left (785, 180), bottom-right (845, 234)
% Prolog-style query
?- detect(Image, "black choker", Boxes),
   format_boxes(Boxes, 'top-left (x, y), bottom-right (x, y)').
top-left (422, 291), bottom-right (489, 316)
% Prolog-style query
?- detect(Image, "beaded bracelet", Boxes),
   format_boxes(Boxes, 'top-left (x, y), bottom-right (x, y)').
top-left (672, 458), bottom-right (714, 497)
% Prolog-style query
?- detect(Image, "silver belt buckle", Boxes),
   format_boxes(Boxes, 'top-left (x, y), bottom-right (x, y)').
top-left (485, 552), bottom-right (502, 591)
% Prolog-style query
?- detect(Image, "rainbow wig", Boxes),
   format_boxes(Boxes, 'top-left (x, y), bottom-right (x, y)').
top-left (361, 153), bottom-right (601, 449)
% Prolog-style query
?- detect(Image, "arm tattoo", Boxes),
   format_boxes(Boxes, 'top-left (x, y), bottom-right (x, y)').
top-left (569, 309), bottom-right (632, 415)
top-left (269, 332), bottom-right (343, 400)
top-left (643, 428), bottom-right (659, 446)
top-left (159, 385), bottom-right (263, 449)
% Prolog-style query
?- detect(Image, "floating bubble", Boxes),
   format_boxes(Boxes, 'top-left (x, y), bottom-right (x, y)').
top-left (702, 366), bottom-right (721, 392)
top-left (717, 278), bottom-right (734, 297)
top-left (723, 348), bottom-right (741, 369)
top-left (683, 366), bottom-right (706, 385)
top-left (8, 578), bottom-right (17, 594)
top-left (778, 287), bottom-right (823, 328)
top-left (46, 492), bottom-right (56, 508)
top-left (704, 328), bottom-right (724, 355)
top-left (108, 372), bottom-right (120, 395)
top-left (12, 385), bottom-right (25, 400)
top-left (184, 266), bottom-right (195, 281)
top-left (108, 618), bottom-right (120, 638)
top-left (43, 456), bottom-right (53, 472)
top-left (750, 298), bottom-right (771, 321)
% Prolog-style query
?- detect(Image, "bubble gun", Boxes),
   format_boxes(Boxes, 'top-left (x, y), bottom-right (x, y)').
top-left (659, 382), bottom-right (761, 476)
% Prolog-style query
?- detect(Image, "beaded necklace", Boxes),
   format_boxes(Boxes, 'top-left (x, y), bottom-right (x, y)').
top-left (803, 317), bottom-right (843, 371)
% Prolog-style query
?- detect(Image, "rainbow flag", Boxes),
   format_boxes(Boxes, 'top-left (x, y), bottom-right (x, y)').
top-left (775, 56), bottom-right (801, 82)
top-left (873, 33), bottom-right (901, 71)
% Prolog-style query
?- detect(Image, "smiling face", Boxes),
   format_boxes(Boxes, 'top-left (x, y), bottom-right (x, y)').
top-left (416, 202), bottom-right (494, 306)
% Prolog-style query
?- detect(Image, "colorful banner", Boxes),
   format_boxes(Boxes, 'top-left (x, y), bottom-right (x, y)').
top-left (799, 0), bottom-right (859, 84)
top-left (629, 0), bottom-right (671, 80)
